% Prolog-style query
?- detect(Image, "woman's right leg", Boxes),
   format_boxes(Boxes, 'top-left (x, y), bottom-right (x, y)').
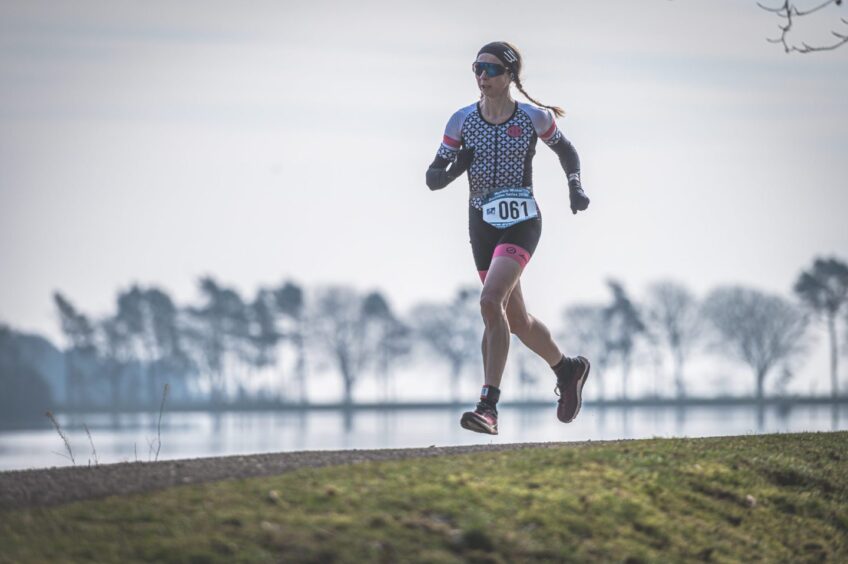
top-left (479, 256), bottom-right (524, 389)
top-left (461, 256), bottom-right (522, 435)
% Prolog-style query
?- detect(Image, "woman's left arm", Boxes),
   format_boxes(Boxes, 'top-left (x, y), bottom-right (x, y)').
top-left (548, 135), bottom-right (589, 214)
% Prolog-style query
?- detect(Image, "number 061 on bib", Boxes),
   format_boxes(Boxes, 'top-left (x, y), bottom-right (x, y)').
top-left (482, 188), bottom-right (539, 229)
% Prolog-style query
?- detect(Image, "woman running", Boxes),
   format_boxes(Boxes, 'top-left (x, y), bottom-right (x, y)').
top-left (426, 41), bottom-right (591, 435)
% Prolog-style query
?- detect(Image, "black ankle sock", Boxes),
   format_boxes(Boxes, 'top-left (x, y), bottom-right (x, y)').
top-left (551, 355), bottom-right (567, 372)
top-left (552, 356), bottom-right (577, 379)
top-left (480, 384), bottom-right (500, 406)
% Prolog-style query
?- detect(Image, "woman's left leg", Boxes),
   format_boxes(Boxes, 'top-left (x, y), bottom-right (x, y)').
top-left (504, 281), bottom-right (563, 367)
top-left (502, 267), bottom-right (591, 424)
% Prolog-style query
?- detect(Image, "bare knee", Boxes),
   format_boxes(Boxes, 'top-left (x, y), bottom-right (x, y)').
top-left (480, 293), bottom-right (506, 326)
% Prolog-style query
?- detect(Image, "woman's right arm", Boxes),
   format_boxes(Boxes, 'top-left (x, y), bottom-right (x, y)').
top-left (425, 108), bottom-right (473, 191)
top-left (426, 149), bottom-right (473, 190)
top-left (426, 155), bottom-right (453, 190)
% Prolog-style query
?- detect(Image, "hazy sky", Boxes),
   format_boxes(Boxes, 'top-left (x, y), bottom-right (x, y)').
top-left (1, 0), bottom-right (846, 395)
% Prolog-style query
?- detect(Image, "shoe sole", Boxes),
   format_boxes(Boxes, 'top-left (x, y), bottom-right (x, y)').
top-left (460, 412), bottom-right (498, 435)
top-left (559, 356), bottom-right (591, 423)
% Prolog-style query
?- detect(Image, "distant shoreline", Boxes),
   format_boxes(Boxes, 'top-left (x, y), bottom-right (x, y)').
top-left (0, 394), bottom-right (843, 426)
top-left (2, 396), bottom-right (844, 432)
top-left (44, 394), bottom-right (848, 413)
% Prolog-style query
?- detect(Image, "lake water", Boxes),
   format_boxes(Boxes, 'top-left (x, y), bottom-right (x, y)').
top-left (1, 404), bottom-right (846, 472)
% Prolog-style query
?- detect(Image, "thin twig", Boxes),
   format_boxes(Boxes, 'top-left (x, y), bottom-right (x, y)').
top-left (758, 0), bottom-right (848, 53)
top-left (155, 383), bottom-right (170, 462)
top-left (45, 411), bottom-right (75, 465)
top-left (83, 423), bottom-right (99, 466)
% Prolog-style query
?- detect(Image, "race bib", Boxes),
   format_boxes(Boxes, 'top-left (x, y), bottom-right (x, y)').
top-left (481, 188), bottom-right (538, 229)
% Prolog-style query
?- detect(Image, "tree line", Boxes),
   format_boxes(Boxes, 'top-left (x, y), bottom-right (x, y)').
top-left (1, 256), bottom-right (846, 420)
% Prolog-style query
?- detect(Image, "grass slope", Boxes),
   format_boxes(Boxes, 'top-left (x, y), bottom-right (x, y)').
top-left (1, 432), bottom-right (846, 563)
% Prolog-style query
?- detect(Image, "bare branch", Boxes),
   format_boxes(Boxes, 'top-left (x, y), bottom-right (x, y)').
top-left (757, 1), bottom-right (788, 13)
top-left (759, 0), bottom-right (848, 53)
top-left (792, 0), bottom-right (839, 17)
top-left (83, 424), bottom-right (98, 467)
top-left (45, 411), bottom-right (75, 466)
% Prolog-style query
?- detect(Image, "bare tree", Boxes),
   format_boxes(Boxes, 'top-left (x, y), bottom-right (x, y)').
top-left (273, 281), bottom-right (308, 404)
top-left (702, 286), bottom-right (809, 402)
top-left (115, 286), bottom-right (164, 404)
top-left (794, 256), bottom-right (848, 399)
top-left (248, 289), bottom-right (282, 372)
top-left (644, 280), bottom-right (703, 399)
top-left (184, 277), bottom-right (250, 404)
top-left (411, 287), bottom-right (481, 403)
top-left (604, 280), bottom-right (646, 400)
top-left (560, 304), bottom-right (613, 401)
top-left (308, 286), bottom-right (371, 408)
top-left (144, 288), bottom-right (188, 401)
top-left (100, 310), bottom-right (143, 411)
top-left (110, 285), bottom-right (185, 408)
top-left (759, 0), bottom-right (848, 53)
top-left (362, 291), bottom-right (411, 402)
top-left (53, 292), bottom-right (98, 409)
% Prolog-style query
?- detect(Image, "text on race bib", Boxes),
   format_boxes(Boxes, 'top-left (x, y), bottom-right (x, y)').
top-left (482, 188), bottom-right (538, 229)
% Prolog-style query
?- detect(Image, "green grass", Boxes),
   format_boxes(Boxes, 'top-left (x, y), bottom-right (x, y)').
top-left (2, 432), bottom-right (847, 563)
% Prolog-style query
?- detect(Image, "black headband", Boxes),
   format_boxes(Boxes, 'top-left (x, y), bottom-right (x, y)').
top-left (477, 42), bottom-right (519, 76)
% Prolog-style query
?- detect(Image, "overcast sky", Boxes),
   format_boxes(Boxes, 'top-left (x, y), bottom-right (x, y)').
top-left (1, 0), bottom-right (846, 395)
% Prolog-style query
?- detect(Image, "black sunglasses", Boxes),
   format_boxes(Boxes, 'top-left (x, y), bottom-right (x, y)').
top-left (472, 61), bottom-right (507, 77)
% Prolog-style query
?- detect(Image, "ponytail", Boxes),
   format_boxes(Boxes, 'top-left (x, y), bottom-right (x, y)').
top-left (513, 76), bottom-right (565, 118)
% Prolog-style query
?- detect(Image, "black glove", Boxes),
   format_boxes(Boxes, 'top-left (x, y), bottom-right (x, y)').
top-left (568, 174), bottom-right (589, 215)
top-left (447, 147), bottom-right (474, 180)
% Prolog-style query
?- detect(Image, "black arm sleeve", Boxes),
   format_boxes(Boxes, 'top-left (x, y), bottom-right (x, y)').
top-left (549, 136), bottom-right (581, 177)
top-left (426, 156), bottom-right (454, 191)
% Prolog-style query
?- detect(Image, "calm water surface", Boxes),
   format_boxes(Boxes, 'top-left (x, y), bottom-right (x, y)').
top-left (1, 404), bottom-right (846, 471)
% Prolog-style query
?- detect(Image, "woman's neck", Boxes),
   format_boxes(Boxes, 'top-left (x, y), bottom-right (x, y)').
top-left (480, 93), bottom-right (515, 124)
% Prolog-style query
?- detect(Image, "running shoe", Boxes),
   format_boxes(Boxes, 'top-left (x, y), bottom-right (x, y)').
top-left (555, 356), bottom-right (591, 423)
top-left (460, 401), bottom-right (498, 435)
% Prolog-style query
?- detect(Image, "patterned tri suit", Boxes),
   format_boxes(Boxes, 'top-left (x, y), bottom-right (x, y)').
top-left (429, 101), bottom-right (582, 281)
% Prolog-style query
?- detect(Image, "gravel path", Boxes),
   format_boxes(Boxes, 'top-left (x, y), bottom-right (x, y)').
top-left (0, 441), bottom-right (596, 511)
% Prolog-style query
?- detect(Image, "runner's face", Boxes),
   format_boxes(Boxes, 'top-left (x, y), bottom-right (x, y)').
top-left (475, 53), bottom-right (511, 98)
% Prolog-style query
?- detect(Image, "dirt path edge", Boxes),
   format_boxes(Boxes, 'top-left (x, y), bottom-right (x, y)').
top-left (0, 441), bottom-right (604, 511)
